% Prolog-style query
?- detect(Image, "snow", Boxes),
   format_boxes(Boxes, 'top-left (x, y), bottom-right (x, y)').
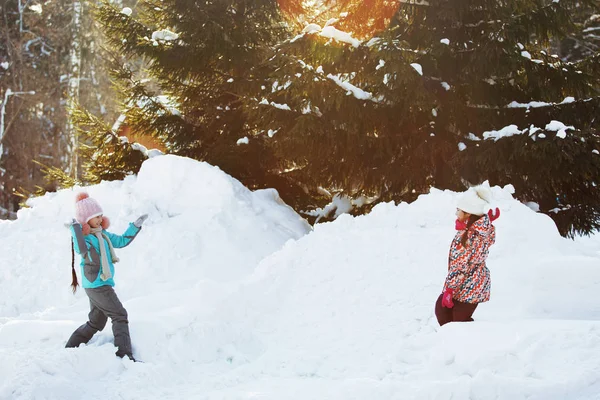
top-left (482, 124), bottom-right (522, 141)
top-left (319, 26), bottom-right (361, 48)
top-left (467, 132), bottom-right (481, 141)
top-left (480, 122), bottom-right (572, 142)
top-left (29, 4), bottom-right (42, 14)
top-left (2, 156), bottom-right (600, 399)
top-left (521, 51), bottom-right (532, 59)
top-left (400, 0), bottom-right (430, 4)
top-left (441, 82), bottom-right (450, 90)
top-left (410, 63), bottom-right (423, 75)
top-left (593, 150), bottom-right (599, 155)
top-left (121, 7), bottom-right (133, 17)
top-left (376, 59), bottom-right (385, 70)
top-left (305, 193), bottom-right (354, 222)
top-left (130, 143), bottom-right (163, 158)
top-left (458, 142), bottom-right (467, 151)
top-left (289, 33), bottom-right (305, 43)
top-left (299, 19), bottom-right (362, 48)
top-left (327, 73), bottom-right (373, 101)
top-left (440, 38), bottom-right (450, 45)
top-left (236, 137), bottom-right (249, 145)
top-left (324, 18), bottom-right (338, 27)
top-left (0, 62), bottom-right (8, 70)
top-left (302, 23), bottom-right (322, 34)
top-left (545, 120), bottom-right (574, 139)
top-left (259, 99), bottom-right (292, 111)
top-left (151, 29), bottom-right (179, 41)
top-left (383, 73), bottom-right (391, 85)
top-left (146, 149), bottom-right (163, 158)
top-left (508, 100), bottom-right (551, 108)
top-left (507, 97), bottom-right (576, 109)
top-left (525, 201), bottom-right (540, 212)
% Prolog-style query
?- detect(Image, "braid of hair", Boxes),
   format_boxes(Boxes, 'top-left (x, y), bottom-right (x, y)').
top-left (70, 238), bottom-right (79, 293)
top-left (460, 214), bottom-right (483, 247)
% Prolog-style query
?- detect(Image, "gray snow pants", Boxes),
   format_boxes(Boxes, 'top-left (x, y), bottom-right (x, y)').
top-left (65, 285), bottom-right (132, 358)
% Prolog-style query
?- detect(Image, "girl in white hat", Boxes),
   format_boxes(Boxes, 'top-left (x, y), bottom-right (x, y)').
top-left (435, 184), bottom-right (500, 326)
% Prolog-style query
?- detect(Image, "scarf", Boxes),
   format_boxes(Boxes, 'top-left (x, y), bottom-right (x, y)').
top-left (89, 226), bottom-right (120, 281)
top-left (455, 219), bottom-right (467, 231)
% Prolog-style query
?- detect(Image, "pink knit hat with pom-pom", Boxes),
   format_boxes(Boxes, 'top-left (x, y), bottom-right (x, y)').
top-left (75, 193), bottom-right (110, 234)
top-left (75, 192), bottom-right (103, 224)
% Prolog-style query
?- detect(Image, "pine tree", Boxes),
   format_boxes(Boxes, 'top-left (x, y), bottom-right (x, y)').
top-left (557, 3), bottom-right (600, 63)
top-left (82, 0), bottom-right (316, 207)
top-left (252, 0), bottom-right (600, 235)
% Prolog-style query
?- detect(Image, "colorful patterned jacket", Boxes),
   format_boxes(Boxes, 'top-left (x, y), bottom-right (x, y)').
top-left (443, 214), bottom-right (496, 304)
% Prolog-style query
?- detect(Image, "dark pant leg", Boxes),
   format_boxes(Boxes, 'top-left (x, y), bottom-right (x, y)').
top-left (66, 300), bottom-right (108, 348)
top-left (452, 300), bottom-right (478, 322)
top-left (85, 286), bottom-right (133, 358)
top-left (435, 294), bottom-right (454, 326)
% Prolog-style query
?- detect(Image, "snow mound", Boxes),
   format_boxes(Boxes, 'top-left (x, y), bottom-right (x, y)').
top-left (1, 162), bottom-right (600, 399)
top-left (213, 186), bottom-right (600, 396)
top-left (0, 155), bottom-right (310, 318)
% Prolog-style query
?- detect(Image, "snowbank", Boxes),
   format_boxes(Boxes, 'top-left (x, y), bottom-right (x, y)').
top-left (1, 156), bottom-right (599, 399)
top-left (0, 155), bottom-right (310, 318)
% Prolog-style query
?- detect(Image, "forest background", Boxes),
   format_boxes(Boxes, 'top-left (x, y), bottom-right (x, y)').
top-left (1, 0), bottom-right (598, 237)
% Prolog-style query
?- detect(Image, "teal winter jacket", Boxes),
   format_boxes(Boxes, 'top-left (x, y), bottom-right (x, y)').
top-left (70, 222), bottom-right (141, 288)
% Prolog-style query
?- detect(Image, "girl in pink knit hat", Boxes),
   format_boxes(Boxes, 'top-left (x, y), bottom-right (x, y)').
top-left (435, 184), bottom-right (500, 326)
top-left (66, 192), bottom-right (148, 361)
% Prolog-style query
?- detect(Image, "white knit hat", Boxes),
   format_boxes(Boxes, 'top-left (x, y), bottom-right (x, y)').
top-left (456, 184), bottom-right (492, 216)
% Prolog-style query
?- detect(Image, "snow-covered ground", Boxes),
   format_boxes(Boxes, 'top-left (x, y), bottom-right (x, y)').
top-left (1, 155), bottom-right (599, 400)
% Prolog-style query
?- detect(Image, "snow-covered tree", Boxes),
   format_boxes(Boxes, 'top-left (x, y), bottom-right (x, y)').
top-left (79, 0), bottom-right (317, 205)
top-left (557, 3), bottom-right (600, 63)
top-left (72, 0), bottom-right (599, 235)
top-left (253, 0), bottom-right (600, 236)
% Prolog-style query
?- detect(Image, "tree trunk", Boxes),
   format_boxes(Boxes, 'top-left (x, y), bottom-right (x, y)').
top-left (67, 0), bottom-right (83, 179)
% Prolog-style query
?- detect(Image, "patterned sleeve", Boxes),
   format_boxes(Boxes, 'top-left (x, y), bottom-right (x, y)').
top-left (445, 236), bottom-right (470, 290)
top-left (471, 214), bottom-right (493, 237)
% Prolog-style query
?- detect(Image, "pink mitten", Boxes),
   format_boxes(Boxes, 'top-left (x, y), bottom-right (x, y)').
top-left (442, 288), bottom-right (454, 309)
top-left (488, 207), bottom-right (500, 222)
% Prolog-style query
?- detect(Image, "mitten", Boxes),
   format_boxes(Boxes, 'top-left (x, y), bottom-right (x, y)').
top-left (133, 214), bottom-right (148, 228)
top-left (442, 288), bottom-right (454, 309)
top-left (488, 207), bottom-right (500, 222)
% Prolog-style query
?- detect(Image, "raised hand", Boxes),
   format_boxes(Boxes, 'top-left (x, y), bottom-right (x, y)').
top-left (133, 214), bottom-right (149, 228)
top-left (488, 207), bottom-right (500, 222)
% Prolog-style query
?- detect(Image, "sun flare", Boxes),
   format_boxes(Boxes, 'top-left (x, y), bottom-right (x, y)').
top-left (278, 0), bottom-right (402, 40)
